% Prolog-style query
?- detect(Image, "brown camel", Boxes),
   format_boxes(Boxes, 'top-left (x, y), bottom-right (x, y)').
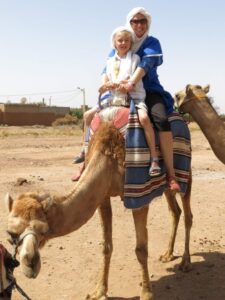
top-left (5, 117), bottom-right (192, 300)
top-left (175, 84), bottom-right (225, 164)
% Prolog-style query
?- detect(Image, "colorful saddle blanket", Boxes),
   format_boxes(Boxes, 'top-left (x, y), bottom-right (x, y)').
top-left (87, 100), bottom-right (191, 209)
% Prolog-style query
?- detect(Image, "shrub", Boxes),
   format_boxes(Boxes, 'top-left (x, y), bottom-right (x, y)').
top-left (70, 108), bottom-right (83, 119)
top-left (52, 114), bottom-right (79, 126)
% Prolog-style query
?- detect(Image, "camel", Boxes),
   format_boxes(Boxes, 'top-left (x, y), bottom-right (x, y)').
top-left (175, 84), bottom-right (225, 164)
top-left (4, 112), bottom-right (193, 300)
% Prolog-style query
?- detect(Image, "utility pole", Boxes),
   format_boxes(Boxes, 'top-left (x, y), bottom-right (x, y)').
top-left (77, 87), bottom-right (86, 115)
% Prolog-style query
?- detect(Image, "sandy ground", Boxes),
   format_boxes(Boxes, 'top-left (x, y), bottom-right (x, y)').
top-left (0, 124), bottom-right (225, 300)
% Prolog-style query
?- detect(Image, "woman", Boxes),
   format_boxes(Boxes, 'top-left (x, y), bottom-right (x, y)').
top-left (117, 7), bottom-right (180, 191)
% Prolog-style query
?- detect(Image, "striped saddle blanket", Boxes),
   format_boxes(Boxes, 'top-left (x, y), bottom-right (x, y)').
top-left (87, 100), bottom-right (191, 209)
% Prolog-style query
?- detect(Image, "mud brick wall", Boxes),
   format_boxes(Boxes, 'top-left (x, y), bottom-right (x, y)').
top-left (0, 104), bottom-right (70, 126)
top-left (1, 112), bottom-right (57, 126)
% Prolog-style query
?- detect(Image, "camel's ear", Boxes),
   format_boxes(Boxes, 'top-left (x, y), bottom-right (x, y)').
top-left (36, 193), bottom-right (53, 212)
top-left (30, 219), bottom-right (49, 234)
top-left (203, 84), bottom-right (210, 94)
top-left (185, 84), bottom-right (191, 94)
top-left (4, 193), bottom-right (14, 212)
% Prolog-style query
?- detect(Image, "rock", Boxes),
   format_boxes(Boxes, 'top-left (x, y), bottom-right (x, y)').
top-left (16, 177), bottom-right (28, 186)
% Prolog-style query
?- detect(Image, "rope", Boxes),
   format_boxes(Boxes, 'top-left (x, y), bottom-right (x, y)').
top-left (13, 280), bottom-right (32, 300)
top-left (0, 243), bottom-right (32, 300)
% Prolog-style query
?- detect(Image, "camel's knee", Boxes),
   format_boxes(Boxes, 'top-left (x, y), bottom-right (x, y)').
top-left (135, 245), bottom-right (148, 264)
top-left (172, 205), bottom-right (182, 221)
top-left (102, 242), bottom-right (113, 257)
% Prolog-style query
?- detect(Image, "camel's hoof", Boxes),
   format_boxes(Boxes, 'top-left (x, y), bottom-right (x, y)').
top-left (178, 258), bottom-right (192, 272)
top-left (141, 291), bottom-right (154, 300)
top-left (86, 293), bottom-right (108, 300)
top-left (159, 252), bottom-right (176, 262)
top-left (141, 286), bottom-right (154, 300)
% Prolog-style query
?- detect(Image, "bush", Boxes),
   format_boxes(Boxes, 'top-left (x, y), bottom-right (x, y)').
top-left (70, 108), bottom-right (83, 119)
top-left (52, 114), bottom-right (79, 126)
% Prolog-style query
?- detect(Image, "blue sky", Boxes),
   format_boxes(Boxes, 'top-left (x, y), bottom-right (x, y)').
top-left (0, 0), bottom-right (225, 113)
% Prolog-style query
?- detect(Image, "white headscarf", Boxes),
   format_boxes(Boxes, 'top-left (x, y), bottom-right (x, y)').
top-left (126, 7), bottom-right (152, 53)
top-left (110, 26), bottom-right (134, 49)
top-left (108, 26), bottom-right (134, 83)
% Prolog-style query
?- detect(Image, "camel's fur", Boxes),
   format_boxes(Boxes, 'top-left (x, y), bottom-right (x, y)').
top-left (5, 119), bottom-right (193, 300)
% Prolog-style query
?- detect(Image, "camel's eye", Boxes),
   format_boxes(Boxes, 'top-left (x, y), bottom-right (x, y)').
top-left (7, 231), bottom-right (19, 244)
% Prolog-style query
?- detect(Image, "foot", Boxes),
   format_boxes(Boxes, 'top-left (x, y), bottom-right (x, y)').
top-left (159, 251), bottom-right (176, 262)
top-left (73, 151), bottom-right (85, 164)
top-left (71, 172), bottom-right (82, 181)
top-left (178, 255), bottom-right (192, 272)
top-left (149, 157), bottom-right (161, 177)
top-left (71, 164), bottom-right (85, 181)
top-left (168, 178), bottom-right (181, 192)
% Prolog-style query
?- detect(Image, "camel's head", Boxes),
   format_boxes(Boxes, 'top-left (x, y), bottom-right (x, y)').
top-left (4, 192), bottom-right (51, 279)
top-left (175, 84), bottom-right (210, 112)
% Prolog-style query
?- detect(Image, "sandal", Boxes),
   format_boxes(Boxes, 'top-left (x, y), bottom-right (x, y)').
top-left (149, 157), bottom-right (161, 177)
top-left (168, 178), bottom-right (181, 192)
top-left (73, 149), bottom-right (85, 164)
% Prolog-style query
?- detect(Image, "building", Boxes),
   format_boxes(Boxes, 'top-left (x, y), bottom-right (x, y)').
top-left (0, 103), bottom-right (70, 126)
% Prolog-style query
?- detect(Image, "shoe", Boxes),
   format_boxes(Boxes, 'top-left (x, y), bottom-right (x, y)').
top-left (168, 178), bottom-right (181, 192)
top-left (73, 151), bottom-right (85, 164)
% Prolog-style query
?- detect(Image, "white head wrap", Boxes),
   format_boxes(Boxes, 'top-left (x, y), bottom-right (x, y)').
top-left (110, 26), bottom-right (134, 49)
top-left (126, 7), bottom-right (152, 52)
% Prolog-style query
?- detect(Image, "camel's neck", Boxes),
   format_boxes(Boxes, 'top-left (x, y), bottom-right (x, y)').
top-left (183, 98), bottom-right (225, 164)
top-left (46, 152), bottom-right (122, 238)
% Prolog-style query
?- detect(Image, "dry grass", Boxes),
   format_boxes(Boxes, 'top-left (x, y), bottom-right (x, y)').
top-left (52, 114), bottom-right (80, 126)
top-left (0, 125), bottom-right (83, 138)
top-left (0, 121), bottom-right (200, 138)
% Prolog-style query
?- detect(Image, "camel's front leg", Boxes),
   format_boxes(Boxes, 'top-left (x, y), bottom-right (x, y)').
top-left (132, 205), bottom-right (153, 300)
top-left (159, 189), bottom-right (181, 263)
top-left (180, 174), bottom-right (193, 272)
top-left (86, 197), bottom-right (112, 300)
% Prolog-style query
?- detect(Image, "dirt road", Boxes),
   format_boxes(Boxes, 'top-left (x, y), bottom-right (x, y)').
top-left (0, 124), bottom-right (225, 300)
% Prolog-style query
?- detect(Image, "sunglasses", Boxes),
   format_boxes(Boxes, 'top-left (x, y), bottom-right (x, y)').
top-left (130, 18), bottom-right (147, 25)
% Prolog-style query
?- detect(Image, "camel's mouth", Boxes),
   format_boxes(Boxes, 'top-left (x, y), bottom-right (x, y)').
top-left (22, 265), bottom-right (40, 278)
top-left (175, 90), bottom-right (186, 108)
top-left (20, 251), bottom-right (41, 278)
top-left (14, 232), bottom-right (42, 278)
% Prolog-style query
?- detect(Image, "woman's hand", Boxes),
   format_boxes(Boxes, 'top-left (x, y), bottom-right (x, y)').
top-left (98, 82), bottom-right (119, 93)
top-left (117, 80), bottom-right (135, 93)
